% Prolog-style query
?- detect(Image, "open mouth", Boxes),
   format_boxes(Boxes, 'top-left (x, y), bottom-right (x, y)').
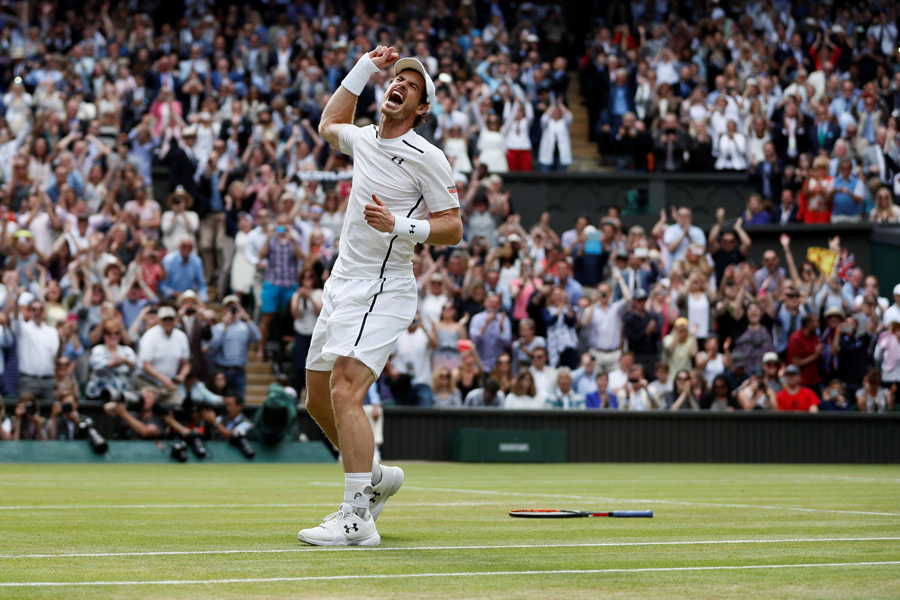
top-left (385, 88), bottom-right (404, 109)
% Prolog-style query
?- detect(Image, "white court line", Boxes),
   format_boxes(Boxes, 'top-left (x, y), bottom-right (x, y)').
top-left (0, 501), bottom-right (503, 511)
top-left (391, 484), bottom-right (900, 517)
top-left (1, 561), bottom-right (898, 587)
top-left (4, 536), bottom-right (898, 560)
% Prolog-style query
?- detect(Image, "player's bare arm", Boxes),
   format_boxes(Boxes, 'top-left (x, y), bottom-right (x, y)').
top-left (318, 46), bottom-right (399, 149)
top-left (364, 194), bottom-right (463, 246)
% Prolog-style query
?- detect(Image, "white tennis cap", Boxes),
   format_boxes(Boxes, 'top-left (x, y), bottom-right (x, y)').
top-left (394, 57), bottom-right (435, 105)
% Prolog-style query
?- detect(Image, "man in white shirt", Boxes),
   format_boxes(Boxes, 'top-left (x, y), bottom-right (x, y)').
top-left (882, 285), bottom-right (900, 327)
top-left (299, 48), bottom-right (462, 547)
top-left (529, 346), bottom-right (557, 406)
top-left (391, 314), bottom-right (436, 407)
top-left (8, 295), bottom-right (59, 402)
top-left (583, 281), bottom-right (632, 373)
top-left (134, 306), bottom-right (192, 405)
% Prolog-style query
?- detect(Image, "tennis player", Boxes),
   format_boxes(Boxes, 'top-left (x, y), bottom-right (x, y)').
top-left (298, 46), bottom-right (462, 546)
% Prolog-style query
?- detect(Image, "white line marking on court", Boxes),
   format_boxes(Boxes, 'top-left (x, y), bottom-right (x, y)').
top-left (0, 501), bottom-right (503, 511)
top-left (3, 537), bottom-right (898, 560)
top-left (394, 485), bottom-right (900, 518)
top-left (2, 561), bottom-right (898, 587)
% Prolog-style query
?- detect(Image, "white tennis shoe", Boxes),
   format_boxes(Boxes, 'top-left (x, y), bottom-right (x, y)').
top-left (370, 465), bottom-right (404, 521)
top-left (297, 503), bottom-right (380, 546)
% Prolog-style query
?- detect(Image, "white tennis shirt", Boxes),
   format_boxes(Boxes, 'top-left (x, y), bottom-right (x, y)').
top-left (335, 124), bottom-right (459, 280)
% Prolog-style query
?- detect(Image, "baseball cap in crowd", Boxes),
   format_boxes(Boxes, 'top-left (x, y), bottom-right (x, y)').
top-left (762, 352), bottom-right (780, 364)
top-left (222, 295), bottom-right (240, 306)
top-left (731, 352), bottom-right (748, 369)
top-left (784, 365), bottom-right (801, 376)
top-left (394, 57), bottom-right (435, 105)
top-left (750, 366), bottom-right (764, 377)
top-left (616, 247), bottom-right (629, 259)
top-left (542, 274), bottom-right (556, 285)
top-left (634, 247), bottom-right (648, 258)
top-left (711, 7), bottom-right (725, 20)
top-left (673, 317), bottom-right (689, 328)
top-left (507, 233), bottom-right (522, 244)
top-left (893, 284), bottom-right (900, 297)
top-left (13, 229), bottom-right (32, 239)
top-left (158, 306), bottom-right (177, 320)
top-left (633, 288), bottom-right (648, 300)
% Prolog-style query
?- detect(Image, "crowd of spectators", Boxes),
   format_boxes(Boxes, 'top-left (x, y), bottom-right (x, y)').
top-left (580, 1), bottom-right (900, 224)
top-left (2, 1), bottom-right (900, 444)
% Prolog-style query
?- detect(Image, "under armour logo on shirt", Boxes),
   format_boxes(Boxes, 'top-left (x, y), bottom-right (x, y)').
top-left (391, 156), bottom-right (404, 165)
top-left (409, 224), bottom-right (416, 234)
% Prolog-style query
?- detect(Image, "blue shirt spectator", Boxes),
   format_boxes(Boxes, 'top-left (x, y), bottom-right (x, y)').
top-left (160, 242), bottom-right (208, 302)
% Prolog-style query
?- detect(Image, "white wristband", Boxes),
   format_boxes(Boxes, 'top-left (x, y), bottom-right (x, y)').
top-left (341, 54), bottom-right (380, 96)
top-left (392, 215), bottom-right (431, 244)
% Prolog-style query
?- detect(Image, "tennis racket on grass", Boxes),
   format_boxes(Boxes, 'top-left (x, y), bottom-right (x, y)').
top-left (509, 509), bottom-right (653, 518)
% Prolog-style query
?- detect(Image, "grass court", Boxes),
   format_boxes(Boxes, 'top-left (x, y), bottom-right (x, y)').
top-left (1, 462), bottom-right (899, 599)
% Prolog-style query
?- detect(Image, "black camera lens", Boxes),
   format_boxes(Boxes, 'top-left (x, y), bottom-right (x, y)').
top-left (24, 401), bottom-right (36, 416)
top-left (230, 432), bottom-right (255, 459)
top-left (78, 418), bottom-right (108, 455)
top-left (170, 441), bottom-right (189, 463)
top-left (62, 402), bottom-right (73, 415)
top-left (188, 434), bottom-right (207, 459)
top-left (185, 307), bottom-right (196, 315)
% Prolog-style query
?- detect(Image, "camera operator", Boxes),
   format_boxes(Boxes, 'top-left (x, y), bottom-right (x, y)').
top-left (45, 389), bottom-right (81, 440)
top-left (103, 388), bottom-right (164, 439)
top-left (201, 393), bottom-right (251, 441)
top-left (10, 393), bottom-right (47, 440)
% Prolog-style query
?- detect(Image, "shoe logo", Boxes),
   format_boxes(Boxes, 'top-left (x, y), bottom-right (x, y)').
top-left (391, 156), bottom-right (404, 166)
top-left (369, 491), bottom-right (382, 504)
top-left (354, 492), bottom-right (363, 500)
top-left (344, 523), bottom-right (359, 533)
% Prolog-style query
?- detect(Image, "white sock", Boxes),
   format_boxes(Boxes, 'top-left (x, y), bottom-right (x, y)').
top-left (343, 472), bottom-right (372, 518)
top-left (372, 458), bottom-right (383, 486)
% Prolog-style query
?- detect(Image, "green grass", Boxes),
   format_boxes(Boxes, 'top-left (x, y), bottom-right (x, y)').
top-left (1, 462), bottom-right (899, 599)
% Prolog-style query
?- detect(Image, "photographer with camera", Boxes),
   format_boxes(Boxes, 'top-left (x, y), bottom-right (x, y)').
top-left (45, 389), bottom-right (81, 440)
top-left (208, 295), bottom-right (260, 397)
top-left (202, 392), bottom-right (254, 458)
top-left (85, 319), bottom-right (138, 399)
top-left (10, 393), bottom-right (47, 440)
top-left (103, 387), bottom-right (164, 439)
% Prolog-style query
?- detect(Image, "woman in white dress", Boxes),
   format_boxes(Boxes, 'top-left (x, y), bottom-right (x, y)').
top-left (442, 123), bottom-right (473, 174)
top-left (538, 100), bottom-right (573, 171)
top-left (160, 186), bottom-right (200, 253)
top-left (470, 99), bottom-right (508, 173)
top-left (229, 212), bottom-right (255, 298)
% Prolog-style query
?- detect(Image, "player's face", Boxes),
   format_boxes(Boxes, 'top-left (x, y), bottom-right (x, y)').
top-left (382, 70), bottom-right (427, 121)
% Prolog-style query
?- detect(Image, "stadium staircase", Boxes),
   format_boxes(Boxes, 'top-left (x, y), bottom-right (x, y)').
top-left (567, 73), bottom-right (602, 171)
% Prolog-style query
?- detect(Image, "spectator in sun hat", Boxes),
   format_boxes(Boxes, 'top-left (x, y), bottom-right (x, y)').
top-left (161, 185), bottom-right (199, 253)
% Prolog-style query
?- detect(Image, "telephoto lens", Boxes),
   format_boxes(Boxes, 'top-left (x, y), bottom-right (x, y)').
top-left (78, 418), bottom-right (108, 455)
top-left (230, 431), bottom-right (255, 459)
top-left (188, 433), bottom-right (207, 459)
top-left (170, 441), bottom-right (189, 462)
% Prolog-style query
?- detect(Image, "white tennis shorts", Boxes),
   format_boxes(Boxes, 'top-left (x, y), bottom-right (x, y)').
top-left (306, 276), bottom-right (418, 377)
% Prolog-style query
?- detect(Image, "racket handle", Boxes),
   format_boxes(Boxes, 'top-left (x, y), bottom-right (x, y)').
top-left (611, 510), bottom-right (653, 518)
